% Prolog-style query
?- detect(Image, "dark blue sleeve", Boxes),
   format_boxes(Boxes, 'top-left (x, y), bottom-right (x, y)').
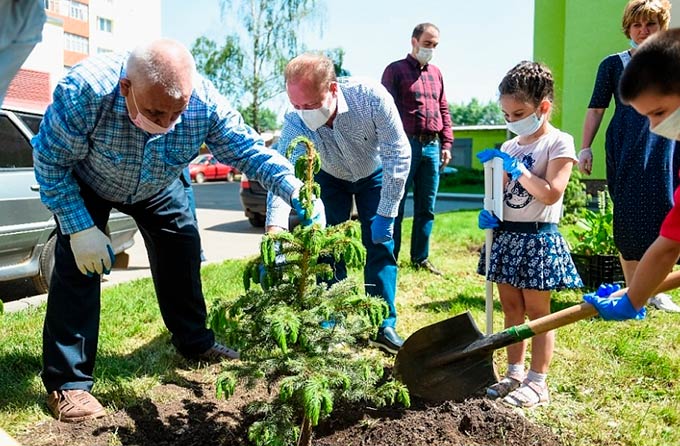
top-left (588, 55), bottom-right (618, 109)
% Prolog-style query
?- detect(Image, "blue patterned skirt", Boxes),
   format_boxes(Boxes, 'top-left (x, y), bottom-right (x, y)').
top-left (477, 225), bottom-right (583, 291)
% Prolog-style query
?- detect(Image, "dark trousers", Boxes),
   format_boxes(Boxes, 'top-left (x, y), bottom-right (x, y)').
top-left (315, 169), bottom-right (398, 327)
top-left (41, 179), bottom-right (213, 393)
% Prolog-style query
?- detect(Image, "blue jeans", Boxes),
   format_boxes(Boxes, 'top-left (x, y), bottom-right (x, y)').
top-left (41, 178), bottom-right (212, 393)
top-left (394, 137), bottom-right (440, 263)
top-left (315, 169), bottom-right (398, 328)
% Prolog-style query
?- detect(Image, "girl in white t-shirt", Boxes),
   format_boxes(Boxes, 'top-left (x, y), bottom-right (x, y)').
top-left (476, 61), bottom-right (582, 408)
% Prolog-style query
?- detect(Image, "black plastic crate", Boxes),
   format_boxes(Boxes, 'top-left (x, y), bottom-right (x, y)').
top-left (571, 253), bottom-right (625, 290)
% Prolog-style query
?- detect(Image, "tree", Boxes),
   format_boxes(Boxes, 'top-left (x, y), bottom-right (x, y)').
top-left (449, 98), bottom-right (505, 126)
top-left (323, 47), bottom-right (351, 77)
top-left (192, 35), bottom-right (244, 101)
top-left (238, 104), bottom-right (279, 131)
top-left (201, 0), bottom-right (322, 132)
top-left (209, 136), bottom-right (409, 446)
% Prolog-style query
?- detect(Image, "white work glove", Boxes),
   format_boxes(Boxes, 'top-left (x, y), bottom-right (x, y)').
top-left (578, 148), bottom-right (593, 175)
top-left (69, 226), bottom-right (115, 276)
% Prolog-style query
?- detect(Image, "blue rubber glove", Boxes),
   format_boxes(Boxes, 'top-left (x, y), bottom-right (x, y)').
top-left (475, 148), bottom-right (527, 180)
top-left (478, 210), bottom-right (500, 229)
top-left (583, 284), bottom-right (646, 321)
top-left (291, 196), bottom-right (326, 228)
top-left (371, 215), bottom-right (395, 244)
top-left (476, 148), bottom-right (502, 164)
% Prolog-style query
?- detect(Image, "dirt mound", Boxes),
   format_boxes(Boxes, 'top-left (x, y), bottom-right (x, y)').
top-left (316, 398), bottom-right (560, 446)
top-left (18, 371), bottom-right (560, 446)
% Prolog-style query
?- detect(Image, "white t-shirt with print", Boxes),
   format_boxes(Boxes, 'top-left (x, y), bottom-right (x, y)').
top-left (501, 127), bottom-right (577, 223)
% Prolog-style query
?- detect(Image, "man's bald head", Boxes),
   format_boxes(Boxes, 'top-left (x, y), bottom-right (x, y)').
top-left (126, 39), bottom-right (195, 99)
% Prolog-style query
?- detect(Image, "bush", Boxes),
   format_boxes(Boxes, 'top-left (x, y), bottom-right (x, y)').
top-left (571, 190), bottom-right (617, 256)
top-left (562, 169), bottom-right (589, 225)
top-left (439, 166), bottom-right (483, 188)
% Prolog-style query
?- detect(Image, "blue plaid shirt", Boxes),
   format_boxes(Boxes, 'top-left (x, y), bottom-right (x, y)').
top-left (267, 77), bottom-right (411, 228)
top-left (32, 52), bottom-right (301, 234)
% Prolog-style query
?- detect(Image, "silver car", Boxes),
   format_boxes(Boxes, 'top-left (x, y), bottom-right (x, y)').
top-left (0, 107), bottom-right (138, 294)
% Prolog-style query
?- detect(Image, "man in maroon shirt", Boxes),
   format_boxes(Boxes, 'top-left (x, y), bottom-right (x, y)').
top-left (382, 22), bottom-right (454, 275)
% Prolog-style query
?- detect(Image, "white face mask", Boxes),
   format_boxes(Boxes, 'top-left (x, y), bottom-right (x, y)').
top-left (651, 106), bottom-right (680, 140)
top-left (416, 47), bottom-right (434, 65)
top-left (127, 87), bottom-right (178, 135)
top-left (506, 111), bottom-right (545, 136)
top-left (296, 93), bottom-right (335, 131)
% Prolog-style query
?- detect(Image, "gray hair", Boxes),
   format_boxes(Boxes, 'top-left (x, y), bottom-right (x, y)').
top-left (126, 39), bottom-right (196, 99)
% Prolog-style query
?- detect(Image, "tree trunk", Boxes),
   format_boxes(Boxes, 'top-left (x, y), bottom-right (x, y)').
top-left (297, 415), bottom-right (313, 446)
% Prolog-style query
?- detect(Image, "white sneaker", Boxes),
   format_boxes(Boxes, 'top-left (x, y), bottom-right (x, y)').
top-left (647, 293), bottom-right (680, 312)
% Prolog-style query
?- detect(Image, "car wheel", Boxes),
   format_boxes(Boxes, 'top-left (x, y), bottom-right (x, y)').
top-left (195, 172), bottom-right (206, 184)
top-left (32, 233), bottom-right (57, 294)
top-left (227, 171), bottom-right (235, 182)
top-left (248, 214), bottom-right (266, 228)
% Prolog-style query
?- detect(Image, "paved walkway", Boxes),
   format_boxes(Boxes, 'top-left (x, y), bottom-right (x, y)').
top-left (3, 190), bottom-right (482, 313)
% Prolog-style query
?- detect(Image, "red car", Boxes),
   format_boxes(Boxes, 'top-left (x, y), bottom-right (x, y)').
top-left (188, 154), bottom-right (240, 183)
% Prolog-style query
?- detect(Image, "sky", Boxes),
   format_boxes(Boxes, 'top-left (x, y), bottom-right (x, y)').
top-left (162, 0), bottom-right (534, 114)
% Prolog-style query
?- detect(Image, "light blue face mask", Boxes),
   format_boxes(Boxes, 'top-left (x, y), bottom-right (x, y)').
top-left (630, 38), bottom-right (639, 49)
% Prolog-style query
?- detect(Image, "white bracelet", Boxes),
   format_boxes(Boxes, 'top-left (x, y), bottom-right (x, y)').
top-left (581, 147), bottom-right (592, 151)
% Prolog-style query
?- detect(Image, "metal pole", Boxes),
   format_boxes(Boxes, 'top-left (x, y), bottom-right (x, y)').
top-left (484, 162), bottom-right (494, 335)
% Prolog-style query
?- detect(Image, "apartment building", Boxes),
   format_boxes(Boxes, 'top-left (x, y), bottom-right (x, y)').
top-left (3, 0), bottom-right (161, 112)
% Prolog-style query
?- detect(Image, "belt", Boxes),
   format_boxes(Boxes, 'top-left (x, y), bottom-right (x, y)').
top-left (409, 133), bottom-right (439, 144)
top-left (498, 221), bottom-right (558, 234)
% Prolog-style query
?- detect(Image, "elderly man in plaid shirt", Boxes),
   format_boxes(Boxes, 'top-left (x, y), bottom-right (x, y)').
top-left (32, 39), bottom-right (320, 423)
top-left (267, 53), bottom-right (411, 355)
top-left (382, 22), bottom-right (454, 276)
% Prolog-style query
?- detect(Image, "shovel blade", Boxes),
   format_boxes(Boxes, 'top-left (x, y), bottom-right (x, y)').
top-left (394, 311), bottom-right (499, 402)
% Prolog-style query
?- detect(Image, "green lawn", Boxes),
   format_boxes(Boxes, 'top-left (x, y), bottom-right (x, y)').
top-left (1, 210), bottom-right (678, 445)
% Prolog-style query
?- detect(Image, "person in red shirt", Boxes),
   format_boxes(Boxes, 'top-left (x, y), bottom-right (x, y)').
top-left (585, 28), bottom-right (680, 320)
top-left (381, 23), bottom-right (454, 276)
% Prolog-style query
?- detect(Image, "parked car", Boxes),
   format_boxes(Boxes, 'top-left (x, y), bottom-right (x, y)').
top-left (0, 107), bottom-right (138, 294)
top-left (239, 172), bottom-right (269, 227)
top-left (188, 154), bottom-right (239, 183)
top-left (239, 171), bottom-right (359, 228)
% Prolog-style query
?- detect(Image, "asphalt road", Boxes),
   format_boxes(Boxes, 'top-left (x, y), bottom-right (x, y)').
top-left (2, 181), bottom-right (482, 310)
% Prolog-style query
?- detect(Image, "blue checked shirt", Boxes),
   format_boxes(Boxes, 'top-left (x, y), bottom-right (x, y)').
top-left (267, 77), bottom-right (411, 228)
top-left (32, 52), bottom-right (301, 234)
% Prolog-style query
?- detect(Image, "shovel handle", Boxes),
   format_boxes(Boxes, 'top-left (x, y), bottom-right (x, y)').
top-left (526, 302), bottom-right (598, 336)
top-left (526, 270), bottom-right (680, 337)
top-left (529, 268), bottom-right (680, 336)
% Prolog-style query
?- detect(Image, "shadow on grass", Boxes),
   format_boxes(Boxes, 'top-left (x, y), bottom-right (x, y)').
top-left (0, 332), bottom-right (216, 415)
top-left (414, 292), bottom-right (503, 314)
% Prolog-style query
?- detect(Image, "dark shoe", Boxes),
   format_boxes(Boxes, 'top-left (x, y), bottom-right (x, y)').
top-left (47, 390), bottom-right (106, 423)
top-left (369, 326), bottom-right (404, 355)
top-left (197, 342), bottom-right (240, 361)
top-left (413, 259), bottom-right (443, 276)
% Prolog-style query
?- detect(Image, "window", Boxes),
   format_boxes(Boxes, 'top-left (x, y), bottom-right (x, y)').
top-left (16, 112), bottom-right (43, 136)
top-left (64, 32), bottom-right (89, 54)
top-left (96, 47), bottom-right (113, 54)
top-left (69, 1), bottom-right (88, 21)
top-left (98, 17), bottom-right (113, 33)
top-left (0, 116), bottom-right (34, 168)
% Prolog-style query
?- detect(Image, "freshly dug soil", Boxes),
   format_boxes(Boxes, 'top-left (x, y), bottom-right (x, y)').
top-left (17, 368), bottom-right (561, 446)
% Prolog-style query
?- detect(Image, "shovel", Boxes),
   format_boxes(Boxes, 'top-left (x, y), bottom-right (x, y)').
top-left (394, 301), bottom-right (601, 402)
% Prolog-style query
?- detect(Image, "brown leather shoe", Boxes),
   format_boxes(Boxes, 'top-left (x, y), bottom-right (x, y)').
top-left (47, 390), bottom-right (106, 423)
top-left (197, 342), bottom-right (240, 361)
